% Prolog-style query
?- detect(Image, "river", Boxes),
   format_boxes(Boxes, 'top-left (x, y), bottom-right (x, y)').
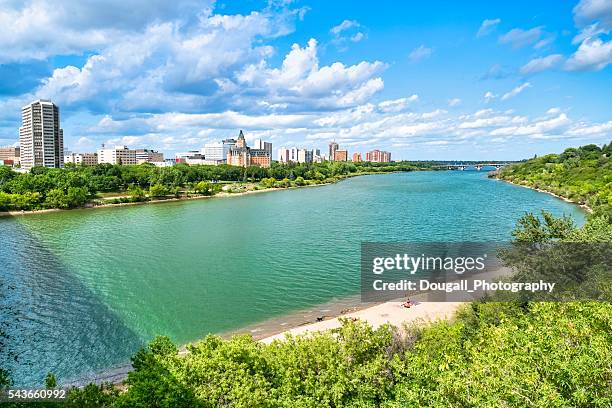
top-left (0, 171), bottom-right (586, 386)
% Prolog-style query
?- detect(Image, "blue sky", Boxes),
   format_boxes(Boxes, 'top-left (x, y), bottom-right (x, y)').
top-left (0, 0), bottom-right (611, 160)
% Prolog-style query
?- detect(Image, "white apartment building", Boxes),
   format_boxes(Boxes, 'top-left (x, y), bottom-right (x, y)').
top-left (202, 139), bottom-right (235, 162)
top-left (97, 145), bottom-right (137, 165)
top-left (19, 100), bottom-right (64, 170)
top-left (278, 146), bottom-right (317, 163)
top-left (64, 152), bottom-right (98, 166)
top-left (297, 148), bottom-right (313, 164)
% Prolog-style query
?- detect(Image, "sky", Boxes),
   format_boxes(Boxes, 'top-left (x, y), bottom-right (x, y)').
top-left (0, 0), bottom-right (611, 160)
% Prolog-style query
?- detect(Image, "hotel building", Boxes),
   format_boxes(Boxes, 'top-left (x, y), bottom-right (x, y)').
top-left (19, 100), bottom-right (64, 170)
top-left (226, 130), bottom-right (272, 168)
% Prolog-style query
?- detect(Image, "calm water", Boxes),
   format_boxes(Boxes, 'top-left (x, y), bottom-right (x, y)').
top-left (0, 171), bottom-right (585, 386)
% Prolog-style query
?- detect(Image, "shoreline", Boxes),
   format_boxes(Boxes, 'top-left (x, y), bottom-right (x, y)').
top-left (0, 178), bottom-right (340, 218)
top-left (494, 176), bottom-right (592, 213)
top-left (0, 171), bottom-right (399, 219)
top-left (64, 297), bottom-right (464, 388)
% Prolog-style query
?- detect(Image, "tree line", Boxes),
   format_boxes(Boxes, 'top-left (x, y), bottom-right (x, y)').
top-left (0, 161), bottom-right (437, 212)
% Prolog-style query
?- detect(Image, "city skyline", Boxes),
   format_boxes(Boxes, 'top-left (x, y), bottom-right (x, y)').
top-left (0, 0), bottom-right (611, 160)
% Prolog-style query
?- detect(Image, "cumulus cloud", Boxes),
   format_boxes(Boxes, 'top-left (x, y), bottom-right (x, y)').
top-left (573, 0), bottom-right (612, 30)
top-left (236, 38), bottom-right (386, 110)
top-left (501, 82), bottom-right (532, 101)
top-left (520, 54), bottom-right (563, 74)
top-left (565, 37), bottom-right (612, 71)
top-left (0, 0), bottom-right (215, 62)
top-left (408, 45), bottom-right (433, 62)
top-left (477, 18), bottom-right (501, 38)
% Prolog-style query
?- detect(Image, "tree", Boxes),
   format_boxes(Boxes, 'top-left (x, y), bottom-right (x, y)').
top-left (149, 184), bottom-right (169, 198)
top-left (45, 372), bottom-right (57, 388)
top-left (194, 181), bottom-right (213, 196)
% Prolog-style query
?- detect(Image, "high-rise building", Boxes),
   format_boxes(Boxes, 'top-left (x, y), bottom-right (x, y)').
top-left (365, 149), bottom-right (391, 163)
top-left (277, 147), bottom-right (290, 163)
top-left (329, 141), bottom-right (339, 161)
top-left (297, 148), bottom-right (313, 163)
top-left (352, 153), bottom-right (362, 162)
top-left (19, 100), bottom-right (64, 170)
top-left (203, 139), bottom-right (235, 162)
top-left (334, 149), bottom-right (348, 161)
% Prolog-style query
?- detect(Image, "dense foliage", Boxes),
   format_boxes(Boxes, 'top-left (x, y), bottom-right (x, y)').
top-left (0, 161), bottom-right (436, 211)
top-left (495, 142), bottom-right (612, 219)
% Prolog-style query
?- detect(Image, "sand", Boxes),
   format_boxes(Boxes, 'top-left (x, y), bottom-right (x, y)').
top-left (260, 301), bottom-right (465, 344)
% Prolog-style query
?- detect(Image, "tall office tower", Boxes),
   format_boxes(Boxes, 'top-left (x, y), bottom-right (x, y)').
top-left (329, 141), bottom-right (339, 161)
top-left (19, 100), bottom-right (64, 170)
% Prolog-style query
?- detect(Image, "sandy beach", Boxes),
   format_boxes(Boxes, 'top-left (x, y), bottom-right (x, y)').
top-left (260, 300), bottom-right (465, 344)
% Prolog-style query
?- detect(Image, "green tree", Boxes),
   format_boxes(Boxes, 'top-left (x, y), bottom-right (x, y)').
top-left (149, 184), bottom-right (169, 198)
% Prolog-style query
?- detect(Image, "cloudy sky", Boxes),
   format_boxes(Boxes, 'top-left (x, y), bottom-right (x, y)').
top-left (0, 0), bottom-right (611, 160)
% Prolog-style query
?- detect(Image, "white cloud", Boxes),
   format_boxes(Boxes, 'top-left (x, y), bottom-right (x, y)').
top-left (351, 32), bottom-right (365, 42)
top-left (484, 91), bottom-right (497, 103)
top-left (0, 0), bottom-right (215, 62)
top-left (566, 120), bottom-right (612, 136)
top-left (330, 19), bottom-right (359, 35)
top-left (408, 45), bottom-right (433, 62)
top-left (499, 26), bottom-right (545, 49)
top-left (501, 82), bottom-right (532, 101)
top-left (477, 18), bottom-right (501, 38)
top-left (237, 38), bottom-right (386, 109)
top-left (377, 95), bottom-right (419, 113)
top-left (491, 114), bottom-right (571, 137)
top-left (565, 37), bottom-right (612, 71)
top-left (448, 98), bottom-right (461, 107)
top-left (573, 0), bottom-right (612, 30)
top-left (329, 19), bottom-right (366, 50)
top-left (520, 54), bottom-right (563, 74)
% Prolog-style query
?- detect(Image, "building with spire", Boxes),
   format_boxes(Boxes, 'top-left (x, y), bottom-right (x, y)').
top-left (226, 130), bottom-right (272, 168)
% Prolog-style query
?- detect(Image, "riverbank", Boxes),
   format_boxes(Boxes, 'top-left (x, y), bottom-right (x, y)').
top-left (259, 300), bottom-right (464, 344)
top-left (66, 298), bottom-right (465, 388)
top-left (0, 177), bottom-right (341, 218)
top-left (0, 171), bottom-right (394, 218)
top-left (493, 176), bottom-right (592, 213)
